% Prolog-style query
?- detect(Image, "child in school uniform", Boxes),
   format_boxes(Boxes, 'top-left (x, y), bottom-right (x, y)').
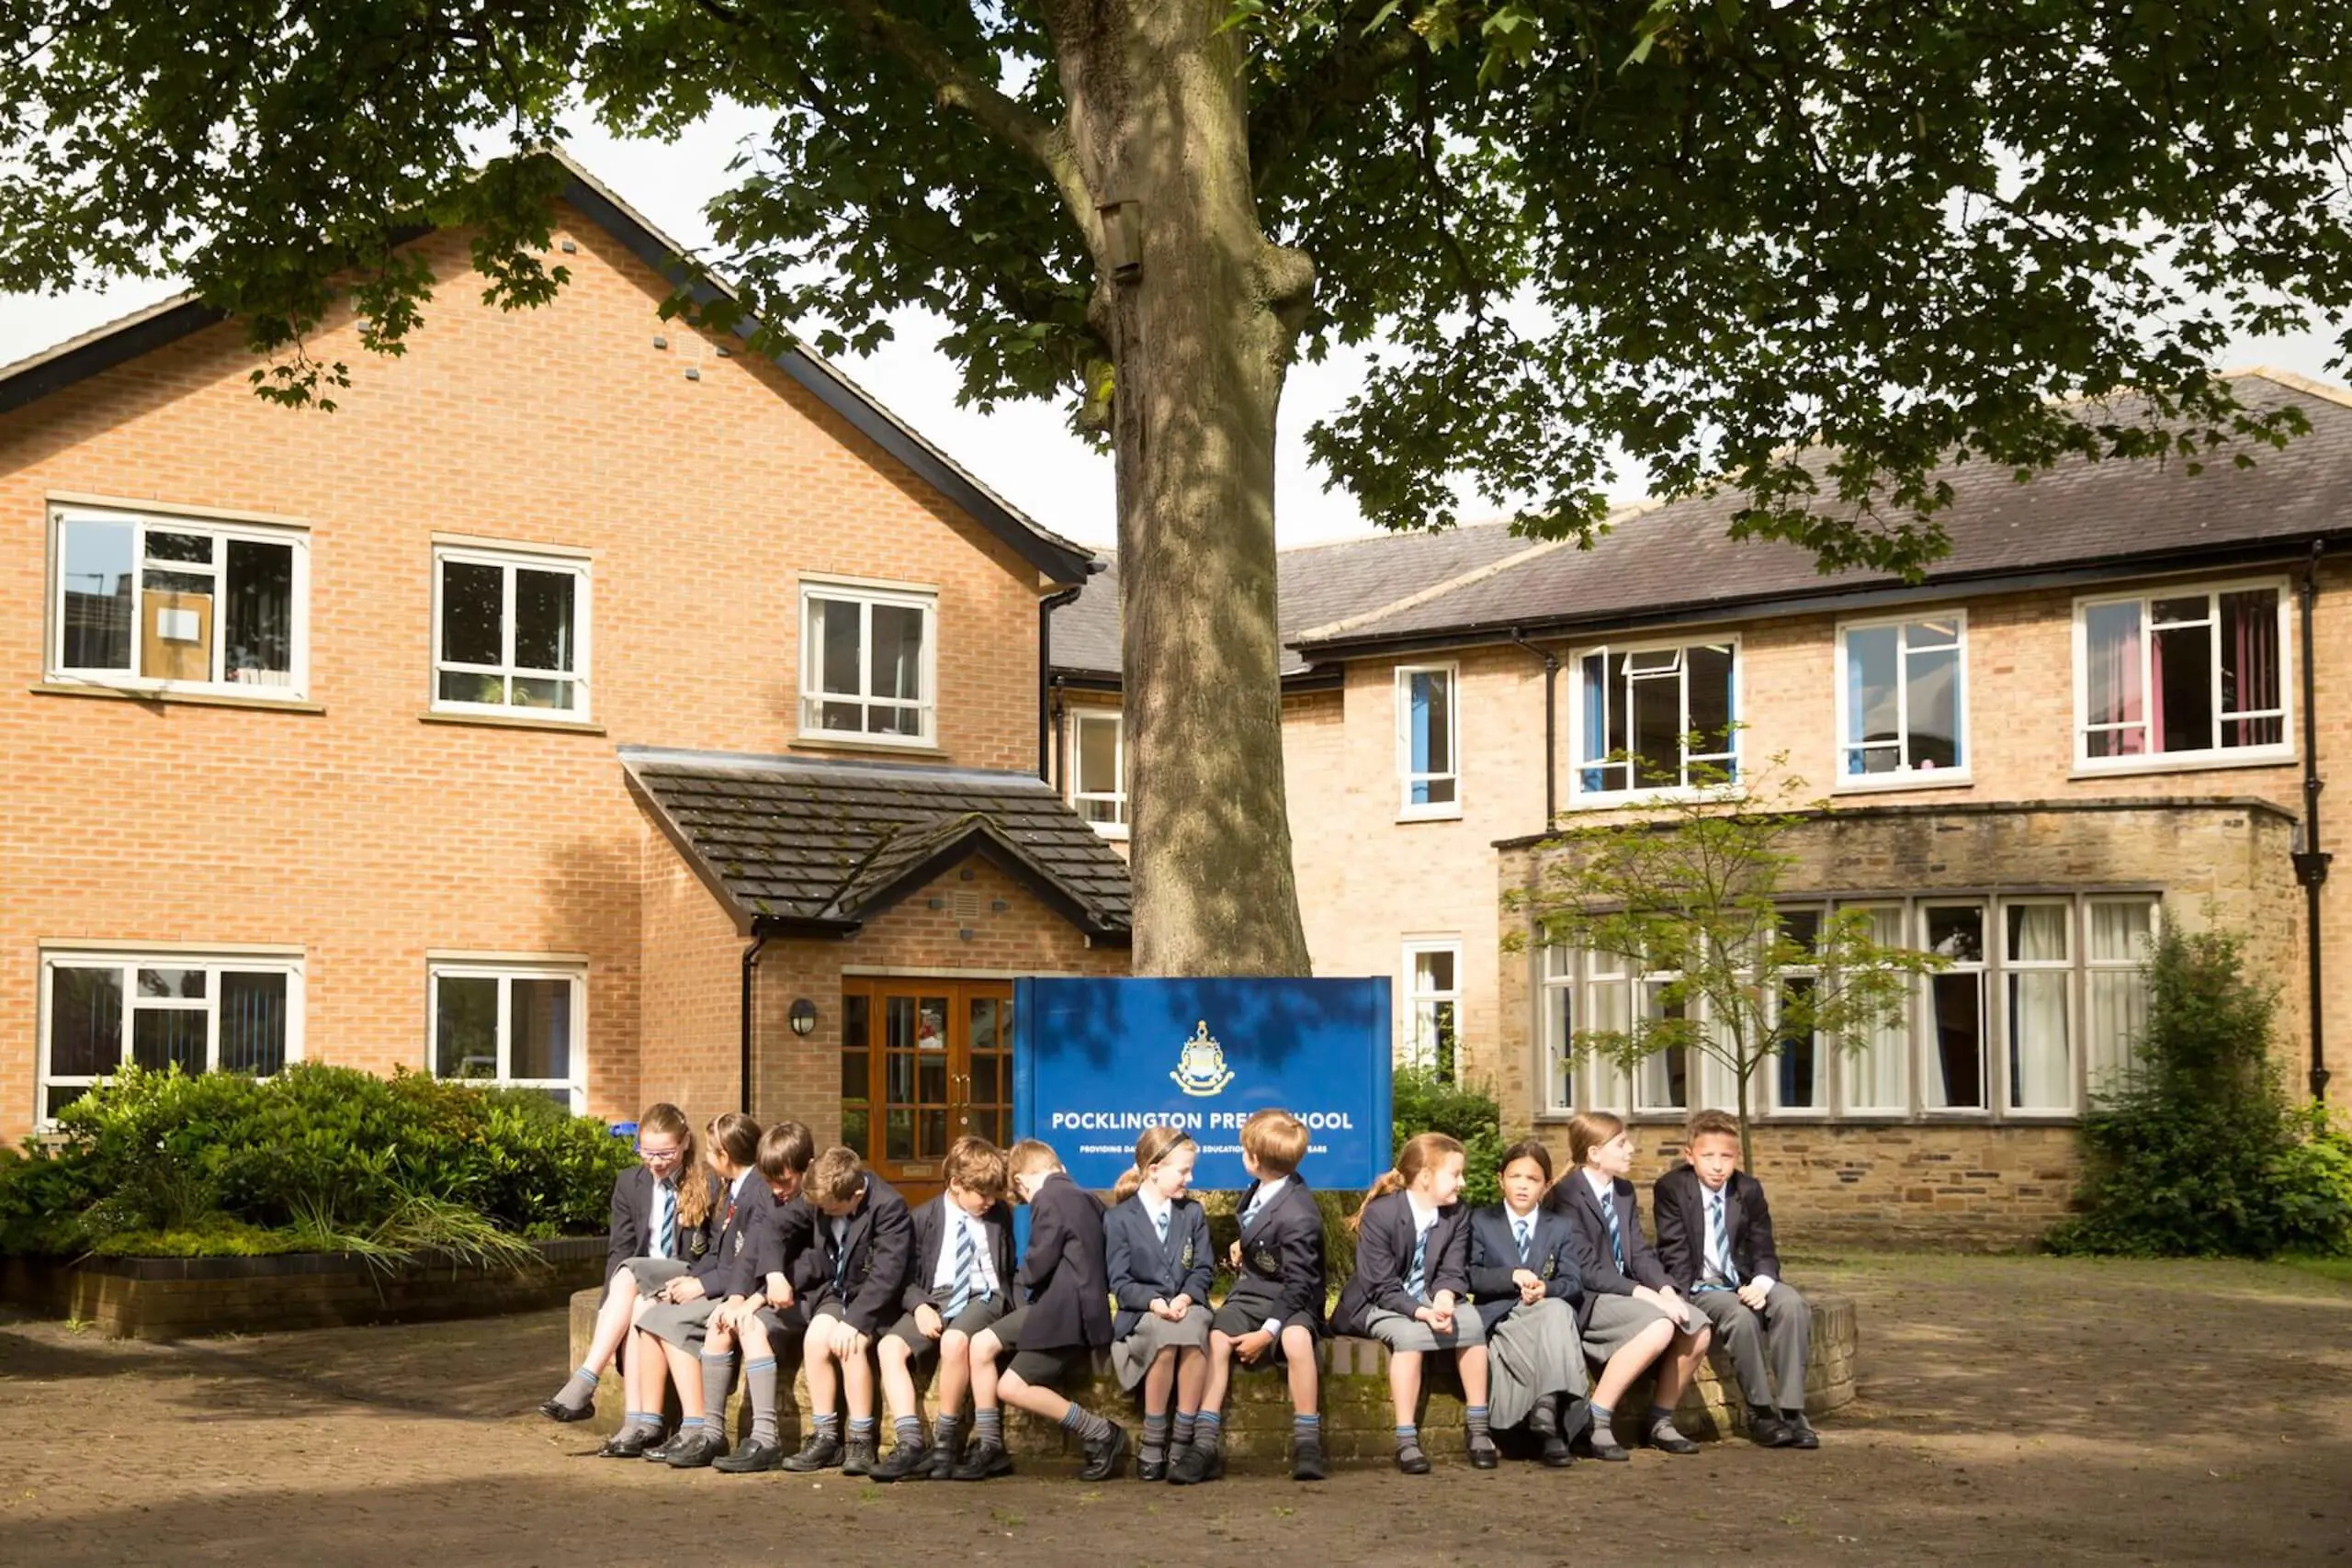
top-left (608, 1111), bottom-right (771, 1467)
top-left (957, 1139), bottom-right (1125, 1482)
top-left (707, 1120), bottom-right (820, 1474)
top-left (543, 1102), bottom-right (719, 1425)
top-left (780, 1145), bottom-right (916, 1476)
top-left (868, 1136), bottom-right (1016, 1482)
top-left (1544, 1111), bottom-right (1712, 1461)
top-left (1652, 1109), bottom-right (1817, 1449)
top-left (1177, 1106), bottom-right (1329, 1484)
top-left (1466, 1138), bottom-right (1589, 1468)
top-left (1333, 1132), bottom-right (1498, 1473)
top-left (1104, 1125), bottom-right (1216, 1480)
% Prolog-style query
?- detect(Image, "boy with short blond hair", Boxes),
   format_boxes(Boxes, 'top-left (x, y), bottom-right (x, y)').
top-left (779, 1145), bottom-right (914, 1476)
top-left (1178, 1107), bottom-right (1328, 1483)
top-left (870, 1136), bottom-right (1016, 1481)
top-left (1653, 1109), bottom-right (1816, 1449)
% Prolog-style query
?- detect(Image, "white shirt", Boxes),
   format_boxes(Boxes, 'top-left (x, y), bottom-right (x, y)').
top-left (1245, 1178), bottom-right (1290, 1337)
top-left (929, 1206), bottom-right (1001, 1298)
top-left (1696, 1179), bottom-right (1774, 1293)
top-left (1140, 1190), bottom-right (1173, 1239)
top-left (1581, 1168), bottom-right (1615, 1205)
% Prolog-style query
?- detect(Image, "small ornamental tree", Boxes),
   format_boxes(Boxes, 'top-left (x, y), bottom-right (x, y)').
top-left (1511, 747), bottom-right (1940, 1167)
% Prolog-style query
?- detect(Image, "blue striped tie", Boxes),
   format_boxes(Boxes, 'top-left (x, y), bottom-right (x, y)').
top-left (653, 1181), bottom-right (676, 1259)
top-left (1707, 1189), bottom-right (1740, 1288)
top-left (1600, 1190), bottom-right (1626, 1271)
top-left (944, 1218), bottom-right (978, 1319)
top-left (1404, 1224), bottom-right (1430, 1300)
top-left (1514, 1215), bottom-right (1532, 1264)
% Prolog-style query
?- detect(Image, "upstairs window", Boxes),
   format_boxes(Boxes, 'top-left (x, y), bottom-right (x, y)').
top-left (51, 507), bottom-right (306, 697)
top-left (1574, 639), bottom-right (1737, 799)
top-left (1838, 615), bottom-right (1966, 783)
top-left (433, 544), bottom-right (591, 719)
top-left (1069, 708), bottom-right (1127, 836)
top-left (2077, 582), bottom-right (2287, 767)
top-left (799, 581), bottom-right (936, 745)
top-left (1396, 664), bottom-right (1460, 818)
top-left (1401, 940), bottom-right (1462, 1078)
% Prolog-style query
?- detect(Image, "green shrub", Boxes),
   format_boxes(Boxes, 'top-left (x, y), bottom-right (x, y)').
top-left (0, 1063), bottom-right (635, 1260)
top-left (1392, 1066), bottom-right (1507, 1208)
top-left (2047, 925), bottom-right (2352, 1258)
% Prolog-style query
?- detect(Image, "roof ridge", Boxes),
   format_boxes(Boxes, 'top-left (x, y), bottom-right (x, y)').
top-left (1293, 498), bottom-right (1665, 643)
top-left (2221, 364), bottom-right (2352, 410)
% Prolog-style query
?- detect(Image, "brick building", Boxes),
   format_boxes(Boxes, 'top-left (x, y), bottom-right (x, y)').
top-left (1057, 370), bottom-right (2351, 1243)
top-left (3, 152), bottom-right (1130, 1188)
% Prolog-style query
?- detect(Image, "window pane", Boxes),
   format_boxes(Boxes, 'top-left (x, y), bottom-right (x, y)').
top-left (60, 519), bottom-right (136, 671)
top-left (870, 604), bottom-right (924, 702)
top-left (841, 1048), bottom-right (870, 1100)
top-left (843, 991), bottom-right (870, 1050)
top-left (146, 531), bottom-right (212, 564)
top-left (1846, 626), bottom-right (1899, 766)
top-left (48, 966), bottom-right (122, 1078)
top-left (512, 676), bottom-right (577, 710)
top-left (813, 597), bottom-right (861, 698)
top-left (1927, 972), bottom-right (1984, 1109)
top-left (885, 1107), bottom-right (913, 1161)
top-left (141, 569), bottom-right (214, 681)
top-left (222, 539), bottom-right (295, 686)
top-left (1410, 670), bottom-right (1453, 774)
top-left (1414, 948), bottom-right (1455, 993)
top-left (510, 978), bottom-right (571, 1082)
top-left (132, 1008), bottom-right (209, 1073)
top-left (1688, 643), bottom-right (1735, 751)
top-left (2087, 900), bottom-right (2154, 964)
top-left (1908, 644), bottom-right (1962, 770)
top-left (1630, 666), bottom-right (1679, 785)
top-left (2219, 589), bottom-right (2282, 746)
top-left (435, 976), bottom-right (499, 1079)
top-left (1775, 976), bottom-right (1821, 1109)
top-left (513, 570), bottom-right (575, 672)
top-left (1545, 984), bottom-right (1574, 1111)
top-left (2084, 601), bottom-right (2144, 756)
top-left (1927, 906), bottom-right (1984, 964)
top-left (842, 1105), bottom-right (870, 1157)
top-left (217, 973), bottom-right (288, 1076)
top-left (439, 670), bottom-right (507, 705)
top-left (2153, 618), bottom-right (2213, 753)
top-left (1078, 715), bottom-right (1119, 794)
top-left (2008, 971), bottom-right (2072, 1111)
top-left (139, 967), bottom-right (207, 998)
top-left (440, 560), bottom-right (504, 666)
top-left (2086, 971), bottom-right (2149, 1095)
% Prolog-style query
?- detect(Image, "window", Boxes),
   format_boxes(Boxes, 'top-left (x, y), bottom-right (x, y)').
top-left (1770, 908), bottom-right (1829, 1112)
top-left (2085, 898), bottom-right (2159, 1096)
top-left (429, 963), bottom-right (584, 1108)
top-left (1069, 708), bottom-right (1127, 835)
top-left (39, 950), bottom-right (301, 1123)
top-left (1396, 664), bottom-right (1460, 817)
top-left (2076, 581), bottom-right (2288, 766)
top-left (433, 544), bottom-right (590, 718)
top-left (51, 507), bottom-right (307, 697)
top-left (1401, 940), bottom-right (1462, 1078)
top-left (1838, 615), bottom-right (1965, 784)
top-left (1574, 638), bottom-right (1737, 799)
top-left (1838, 904), bottom-right (1913, 1114)
top-left (1922, 903), bottom-right (1988, 1111)
top-left (2005, 902), bottom-right (2074, 1112)
top-left (1540, 946), bottom-right (1577, 1114)
top-left (799, 581), bottom-right (936, 744)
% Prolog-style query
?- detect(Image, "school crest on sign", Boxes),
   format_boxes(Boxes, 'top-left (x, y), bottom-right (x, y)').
top-left (1169, 1021), bottom-right (1235, 1098)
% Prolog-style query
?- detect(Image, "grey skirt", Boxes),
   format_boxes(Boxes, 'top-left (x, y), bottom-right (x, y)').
top-left (1362, 1303), bottom-right (1487, 1355)
top-left (638, 1294), bottom-right (718, 1349)
top-left (1484, 1296), bottom-right (1586, 1428)
top-left (1109, 1309), bottom-right (1212, 1391)
top-left (623, 1256), bottom-right (692, 1293)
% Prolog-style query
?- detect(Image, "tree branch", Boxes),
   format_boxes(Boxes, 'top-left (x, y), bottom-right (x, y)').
top-left (1249, 10), bottom-right (1422, 194)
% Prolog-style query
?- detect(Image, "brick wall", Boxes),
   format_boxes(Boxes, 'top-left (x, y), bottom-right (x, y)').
top-left (2, 209), bottom-right (1065, 1139)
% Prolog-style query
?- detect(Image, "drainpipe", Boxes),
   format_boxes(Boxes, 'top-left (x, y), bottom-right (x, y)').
top-left (1038, 583), bottom-right (1085, 781)
top-left (1048, 676), bottom-right (1068, 792)
top-left (2291, 543), bottom-right (2331, 1102)
top-left (1508, 627), bottom-right (1560, 830)
top-left (739, 934), bottom-right (767, 1115)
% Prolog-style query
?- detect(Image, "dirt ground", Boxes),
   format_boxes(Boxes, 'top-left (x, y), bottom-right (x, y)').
top-left (0, 1253), bottom-right (2346, 1566)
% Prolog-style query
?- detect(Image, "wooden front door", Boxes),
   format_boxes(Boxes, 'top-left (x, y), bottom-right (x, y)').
top-left (840, 977), bottom-right (1013, 1197)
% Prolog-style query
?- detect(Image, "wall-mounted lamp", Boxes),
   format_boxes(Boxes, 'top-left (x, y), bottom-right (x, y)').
top-left (787, 998), bottom-right (819, 1038)
top-left (1097, 200), bottom-right (1142, 281)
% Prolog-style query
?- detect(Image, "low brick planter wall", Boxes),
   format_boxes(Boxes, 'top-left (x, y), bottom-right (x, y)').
top-left (4, 1237), bottom-right (605, 1341)
top-left (569, 1287), bottom-right (1856, 1468)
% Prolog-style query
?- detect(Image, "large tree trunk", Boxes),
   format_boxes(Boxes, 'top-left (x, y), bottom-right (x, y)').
top-left (1052, 3), bottom-right (1314, 976)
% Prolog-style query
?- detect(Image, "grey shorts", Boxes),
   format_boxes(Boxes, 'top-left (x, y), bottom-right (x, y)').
top-left (1361, 1303), bottom-right (1487, 1354)
top-left (882, 1295), bottom-right (1006, 1359)
top-left (1580, 1292), bottom-right (1674, 1362)
top-left (1210, 1292), bottom-right (1316, 1362)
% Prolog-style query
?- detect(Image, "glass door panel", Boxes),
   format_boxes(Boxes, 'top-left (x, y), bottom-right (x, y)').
top-left (848, 979), bottom-right (1013, 1196)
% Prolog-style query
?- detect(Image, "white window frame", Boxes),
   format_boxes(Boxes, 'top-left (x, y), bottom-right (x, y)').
top-left (1919, 901), bottom-right (1991, 1116)
top-left (1400, 938), bottom-right (1464, 1078)
top-left (1539, 945), bottom-right (1577, 1115)
top-left (1567, 634), bottom-right (1742, 806)
top-left (2085, 896), bottom-right (2162, 1099)
top-left (1763, 906), bottom-right (1832, 1116)
top-left (1395, 662), bottom-right (1463, 820)
top-left (1834, 610), bottom-right (1970, 790)
top-left (426, 960), bottom-right (587, 1111)
top-left (797, 580), bottom-right (939, 746)
top-left (430, 542), bottom-right (594, 722)
top-left (48, 505), bottom-right (311, 699)
top-left (2000, 897), bottom-right (2077, 1117)
top-left (1067, 707), bottom-right (1128, 838)
top-left (36, 947), bottom-right (306, 1127)
top-left (2071, 576), bottom-right (2292, 773)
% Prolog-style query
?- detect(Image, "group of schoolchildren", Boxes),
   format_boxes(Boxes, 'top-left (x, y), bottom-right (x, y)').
top-left (537, 1103), bottom-right (1819, 1480)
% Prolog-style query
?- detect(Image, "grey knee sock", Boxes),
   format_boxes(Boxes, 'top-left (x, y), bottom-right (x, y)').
top-left (700, 1353), bottom-right (736, 1436)
top-left (746, 1357), bottom-right (780, 1448)
top-left (1173, 1411), bottom-right (1197, 1450)
top-left (1058, 1404), bottom-right (1113, 1444)
top-left (1647, 1404), bottom-right (1689, 1442)
top-left (1141, 1412), bottom-right (1171, 1463)
top-left (550, 1366), bottom-right (599, 1411)
top-left (973, 1408), bottom-right (1001, 1447)
top-left (933, 1412), bottom-right (965, 1448)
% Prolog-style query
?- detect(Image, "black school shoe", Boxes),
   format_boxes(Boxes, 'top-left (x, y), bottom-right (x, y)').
top-left (538, 1396), bottom-right (596, 1424)
top-left (1574, 1429), bottom-right (1632, 1462)
top-left (642, 1428), bottom-right (694, 1462)
top-left (1747, 1413), bottom-right (1798, 1448)
top-left (868, 1438), bottom-right (933, 1482)
top-left (713, 1438), bottom-right (786, 1474)
top-left (1136, 1452), bottom-right (1168, 1483)
top-left (1394, 1443), bottom-right (1431, 1475)
top-left (778, 1431), bottom-right (843, 1472)
top-left (926, 1438), bottom-right (963, 1481)
top-left (951, 1441), bottom-right (1015, 1481)
top-left (1167, 1445), bottom-right (1223, 1484)
top-left (1290, 1435), bottom-right (1329, 1482)
top-left (596, 1426), bottom-right (664, 1460)
top-left (665, 1429), bottom-right (729, 1469)
top-left (1785, 1415), bottom-right (1821, 1450)
top-left (842, 1436), bottom-right (879, 1476)
top-left (1077, 1423), bottom-right (1128, 1483)
top-left (1644, 1423), bottom-right (1702, 1456)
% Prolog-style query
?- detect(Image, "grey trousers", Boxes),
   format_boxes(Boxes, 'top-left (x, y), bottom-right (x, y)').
top-left (1690, 1283), bottom-right (1811, 1412)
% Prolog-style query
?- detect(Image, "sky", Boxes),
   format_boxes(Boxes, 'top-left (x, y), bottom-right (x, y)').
top-left (1, 105), bottom-right (2344, 554)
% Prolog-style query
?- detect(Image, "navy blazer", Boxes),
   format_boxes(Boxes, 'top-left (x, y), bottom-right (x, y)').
top-left (1651, 1166), bottom-right (1783, 1292)
top-left (1104, 1194), bottom-right (1216, 1337)
top-left (812, 1174), bottom-right (916, 1335)
top-left (687, 1173), bottom-right (774, 1301)
top-left (900, 1193), bottom-right (1017, 1314)
top-left (1228, 1176), bottom-right (1328, 1335)
top-left (1331, 1189), bottom-right (1472, 1337)
top-left (751, 1191), bottom-right (828, 1303)
top-left (1544, 1170), bottom-right (1673, 1296)
top-left (1464, 1202), bottom-right (1585, 1330)
top-left (604, 1166), bottom-right (721, 1281)
top-left (1014, 1171), bottom-right (1114, 1350)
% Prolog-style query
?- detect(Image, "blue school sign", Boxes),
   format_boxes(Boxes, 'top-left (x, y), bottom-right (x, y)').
top-left (1010, 976), bottom-right (1391, 1191)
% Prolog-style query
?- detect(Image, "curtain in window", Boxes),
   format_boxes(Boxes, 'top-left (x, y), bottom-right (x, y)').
top-left (2084, 603), bottom-right (2144, 755)
top-left (2007, 907), bottom-right (2072, 1111)
top-left (2222, 589), bottom-right (2280, 746)
top-left (1842, 908), bottom-right (1909, 1110)
top-left (218, 973), bottom-right (288, 1076)
top-left (2086, 902), bottom-right (2154, 1094)
top-left (1579, 656), bottom-right (1608, 791)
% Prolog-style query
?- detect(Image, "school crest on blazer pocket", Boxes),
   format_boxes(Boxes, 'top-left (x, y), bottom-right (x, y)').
top-left (688, 1232), bottom-right (709, 1259)
top-left (1181, 1238), bottom-right (1195, 1269)
top-left (1249, 1244), bottom-right (1279, 1275)
top-left (1541, 1251), bottom-right (1558, 1280)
